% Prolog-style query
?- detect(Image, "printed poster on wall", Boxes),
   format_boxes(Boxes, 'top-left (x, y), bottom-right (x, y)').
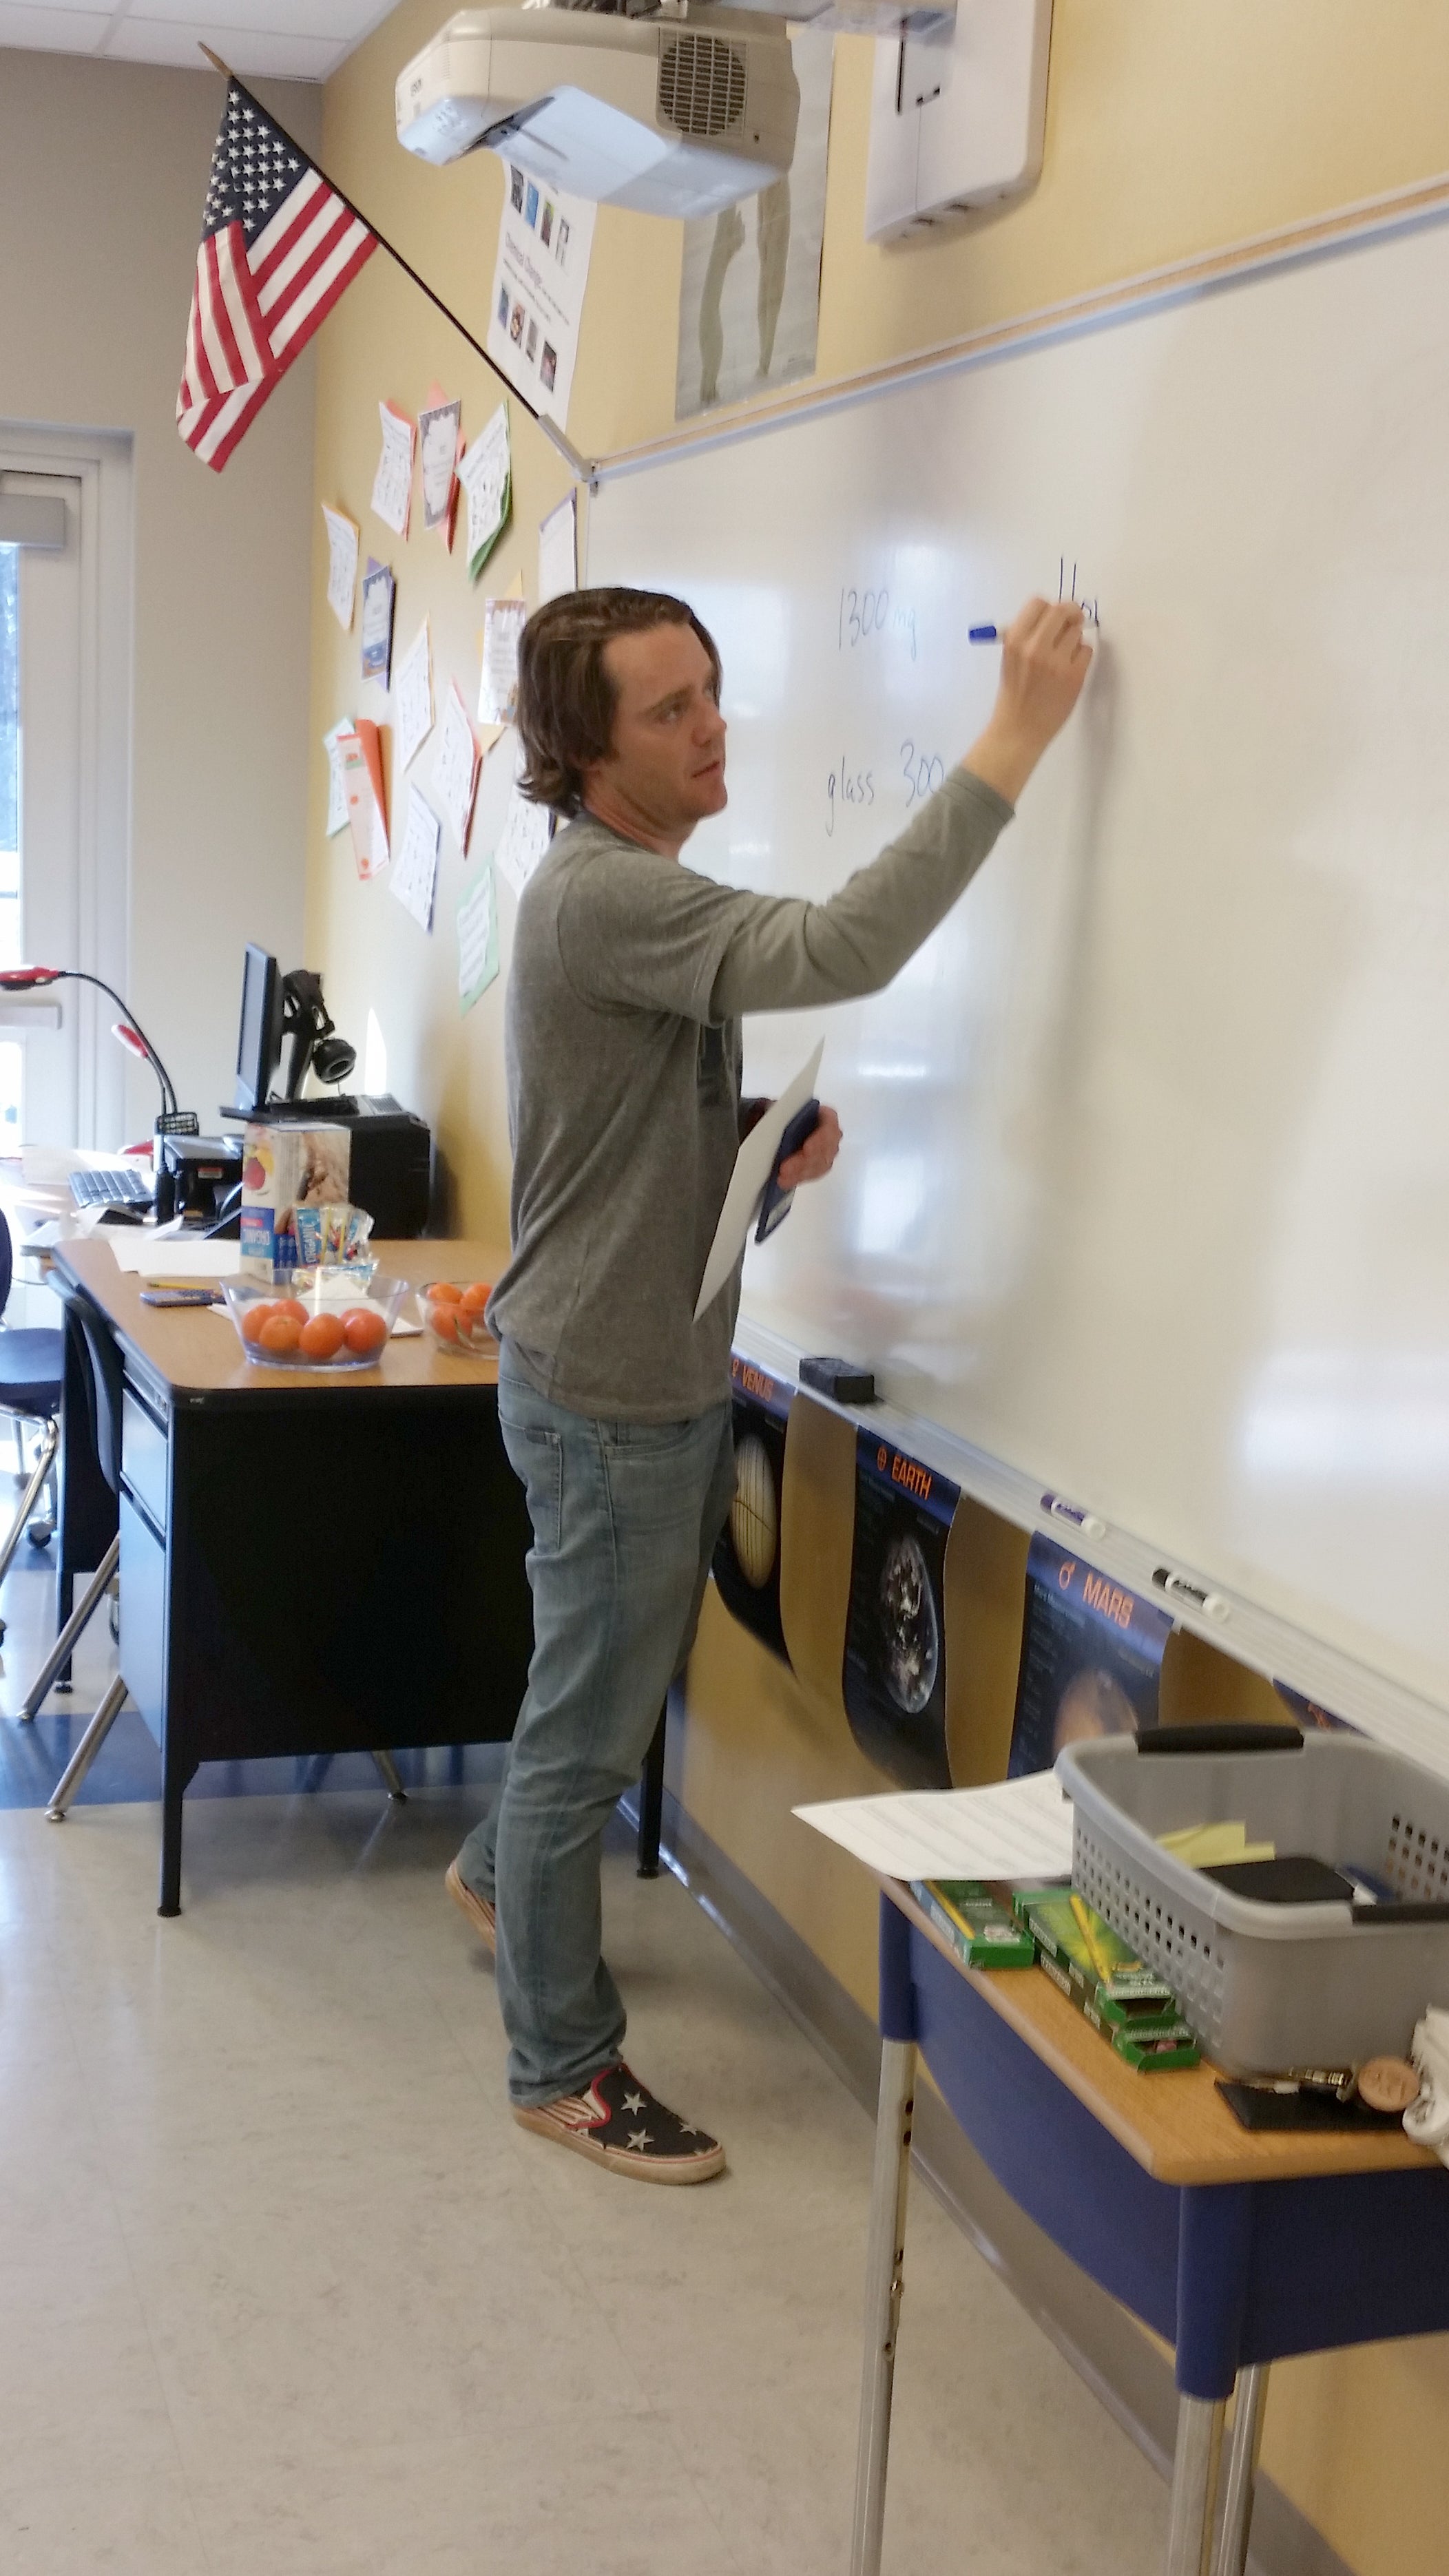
top-left (1007, 1535), bottom-right (1173, 1778)
top-left (842, 1430), bottom-right (958, 1790)
top-left (711, 1354), bottom-right (793, 1666)
top-left (486, 166), bottom-right (596, 430)
top-left (675, 32), bottom-right (833, 421)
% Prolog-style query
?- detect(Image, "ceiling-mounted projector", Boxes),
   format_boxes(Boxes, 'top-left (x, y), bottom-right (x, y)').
top-left (397, 7), bottom-right (806, 220)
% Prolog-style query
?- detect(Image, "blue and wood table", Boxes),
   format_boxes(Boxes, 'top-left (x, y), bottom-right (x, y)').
top-left (853, 1879), bottom-right (1449, 2576)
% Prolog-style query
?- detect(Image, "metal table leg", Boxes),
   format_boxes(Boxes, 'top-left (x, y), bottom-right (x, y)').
top-left (1165, 2393), bottom-right (1226, 2576)
top-left (1213, 2365), bottom-right (1268, 2576)
top-left (849, 2035), bottom-right (917, 2576)
top-left (44, 1673), bottom-right (127, 1816)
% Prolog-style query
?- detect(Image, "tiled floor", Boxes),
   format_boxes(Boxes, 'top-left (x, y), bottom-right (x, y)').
top-left (0, 1494), bottom-right (1169, 2573)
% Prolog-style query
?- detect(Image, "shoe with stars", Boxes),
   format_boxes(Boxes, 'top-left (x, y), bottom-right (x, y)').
top-left (513, 2062), bottom-right (725, 2183)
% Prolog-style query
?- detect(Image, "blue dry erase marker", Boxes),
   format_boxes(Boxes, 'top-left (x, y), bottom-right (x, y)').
top-left (968, 625), bottom-right (1003, 644)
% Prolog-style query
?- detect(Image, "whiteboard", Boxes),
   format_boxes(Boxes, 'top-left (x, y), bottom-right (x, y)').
top-left (587, 209), bottom-right (1449, 1723)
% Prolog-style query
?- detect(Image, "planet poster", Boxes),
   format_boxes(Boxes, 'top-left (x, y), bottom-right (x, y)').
top-left (1007, 1534), bottom-right (1173, 1777)
top-left (842, 1431), bottom-right (959, 1789)
top-left (711, 1355), bottom-right (793, 1665)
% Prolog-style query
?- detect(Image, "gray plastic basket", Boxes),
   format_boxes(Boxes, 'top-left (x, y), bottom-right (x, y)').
top-left (1056, 1727), bottom-right (1449, 2073)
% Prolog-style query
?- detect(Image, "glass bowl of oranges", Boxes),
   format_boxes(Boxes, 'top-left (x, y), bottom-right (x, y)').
top-left (221, 1273), bottom-right (409, 1370)
top-left (417, 1279), bottom-right (494, 1353)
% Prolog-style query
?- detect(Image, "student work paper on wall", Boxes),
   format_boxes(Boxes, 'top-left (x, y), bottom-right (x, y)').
top-left (371, 401), bottom-right (415, 536)
top-left (434, 684), bottom-right (480, 851)
top-left (390, 784), bottom-right (441, 932)
top-left (1007, 1536), bottom-right (1173, 1777)
top-left (486, 167), bottom-right (595, 430)
top-left (417, 392), bottom-right (461, 543)
top-left (360, 558), bottom-right (395, 688)
top-left (843, 1431), bottom-right (958, 1790)
top-left (478, 596), bottom-right (528, 728)
top-left (322, 507), bottom-right (358, 629)
top-left (322, 719), bottom-right (353, 837)
top-left (675, 33), bottom-right (833, 421)
top-left (494, 734), bottom-right (554, 897)
top-left (537, 493), bottom-right (576, 605)
top-left (457, 861), bottom-right (499, 1014)
top-left (395, 621), bottom-right (435, 771)
top-left (458, 404), bottom-right (512, 582)
top-left (339, 721), bottom-right (388, 879)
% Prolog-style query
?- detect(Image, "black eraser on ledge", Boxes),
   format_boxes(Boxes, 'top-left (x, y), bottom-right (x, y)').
top-left (800, 1355), bottom-right (877, 1405)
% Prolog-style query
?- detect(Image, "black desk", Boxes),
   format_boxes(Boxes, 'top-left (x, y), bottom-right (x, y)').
top-left (51, 1237), bottom-right (534, 1914)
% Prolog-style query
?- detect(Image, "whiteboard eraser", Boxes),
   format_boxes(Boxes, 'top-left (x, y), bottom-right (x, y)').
top-left (800, 1355), bottom-right (877, 1405)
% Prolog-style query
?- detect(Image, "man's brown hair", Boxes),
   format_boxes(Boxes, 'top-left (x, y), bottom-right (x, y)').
top-left (516, 587), bottom-right (721, 818)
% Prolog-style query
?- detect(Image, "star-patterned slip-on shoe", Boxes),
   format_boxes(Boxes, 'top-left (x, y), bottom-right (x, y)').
top-left (445, 1858), bottom-right (497, 1953)
top-left (513, 2062), bottom-right (726, 2184)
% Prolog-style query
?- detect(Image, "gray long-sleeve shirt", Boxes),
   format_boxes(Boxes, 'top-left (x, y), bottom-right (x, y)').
top-left (488, 766), bottom-right (1014, 1421)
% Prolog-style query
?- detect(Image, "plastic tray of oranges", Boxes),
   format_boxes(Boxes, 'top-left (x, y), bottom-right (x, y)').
top-left (417, 1280), bottom-right (494, 1352)
top-left (222, 1275), bottom-right (408, 1369)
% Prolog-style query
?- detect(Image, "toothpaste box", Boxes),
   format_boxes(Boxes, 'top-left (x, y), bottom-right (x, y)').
top-left (240, 1123), bottom-right (351, 1281)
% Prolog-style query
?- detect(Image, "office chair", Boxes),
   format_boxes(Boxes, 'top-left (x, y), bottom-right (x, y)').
top-left (0, 1208), bottom-right (64, 1645)
top-left (35, 1290), bottom-right (408, 1818)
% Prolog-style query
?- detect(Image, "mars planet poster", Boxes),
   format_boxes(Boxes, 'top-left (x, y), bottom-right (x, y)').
top-left (1007, 1534), bottom-right (1172, 1777)
top-left (712, 1354), bottom-right (793, 1664)
top-left (842, 1430), bottom-right (959, 1789)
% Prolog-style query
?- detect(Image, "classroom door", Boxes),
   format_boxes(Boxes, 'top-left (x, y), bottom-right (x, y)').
top-left (0, 470), bottom-right (83, 1147)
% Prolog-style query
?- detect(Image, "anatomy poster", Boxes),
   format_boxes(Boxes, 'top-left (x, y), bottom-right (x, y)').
top-left (842, 1430), bottom-right (957, 1790)
top-left (674, 32), bottom-right (833, 421)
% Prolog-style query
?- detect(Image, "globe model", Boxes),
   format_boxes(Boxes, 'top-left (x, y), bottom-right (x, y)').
top-left (731, 1434), bottom-right (778, 1589)
top-left (879, 1532), bottom-right (939, 1715)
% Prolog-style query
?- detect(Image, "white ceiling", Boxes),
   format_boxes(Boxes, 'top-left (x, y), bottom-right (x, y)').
top-left (0, 0), bottom-right (400, 81)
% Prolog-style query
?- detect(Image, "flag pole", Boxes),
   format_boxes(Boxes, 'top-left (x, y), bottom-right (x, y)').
top-left (198, 46), bottom-right (592, 483)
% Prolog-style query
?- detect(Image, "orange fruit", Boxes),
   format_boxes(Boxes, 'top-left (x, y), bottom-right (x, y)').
top-left (258, 1314), bottom-right (302, 1355)
top-left (342, 1306), bottom-right (388, 1356)
top-left (240, 1302), bottom-right (276, 1344)
top-left (428, 1306), bottom-right (459, 1343)
top-left (459, 1282), bottom-right (492, 1311)
top-left (298, 1312), bottom-right (345, 1361)
top-left (272, 1297), bottom-right (308, 1323)
top-left (428, 1280), bottom-right (463, 1304)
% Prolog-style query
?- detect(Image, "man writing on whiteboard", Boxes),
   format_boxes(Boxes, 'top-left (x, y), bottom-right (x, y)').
top-left (448, 591), bottom-right (1092, 2181)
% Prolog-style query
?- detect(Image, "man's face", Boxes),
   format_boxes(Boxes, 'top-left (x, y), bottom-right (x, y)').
top-left (582, 621), bottom-right (727, 848)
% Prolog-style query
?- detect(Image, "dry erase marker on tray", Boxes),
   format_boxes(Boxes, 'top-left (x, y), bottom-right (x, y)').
top-left (969, 625), bottom-right (1005, 644)
top-left (1153, 1566), bottom-right (1231, 1622)
top-left (1041, 1491), bottom-right (1106, 1539)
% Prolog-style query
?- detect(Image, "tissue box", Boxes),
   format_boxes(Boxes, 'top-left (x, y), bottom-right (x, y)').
top-left (240, 1124), bottom-right (351, 1281)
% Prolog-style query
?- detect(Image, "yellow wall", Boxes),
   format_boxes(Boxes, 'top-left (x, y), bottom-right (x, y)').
top-left (308, 8), bottom-right (1449, 2570)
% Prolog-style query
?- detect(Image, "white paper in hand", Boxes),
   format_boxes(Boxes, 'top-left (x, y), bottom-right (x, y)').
top-left (694, 1040), bottom-right (823, 1322)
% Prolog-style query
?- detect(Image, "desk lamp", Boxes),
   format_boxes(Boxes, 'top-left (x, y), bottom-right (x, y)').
top-left (0, 967), bottom-right (179, 1118)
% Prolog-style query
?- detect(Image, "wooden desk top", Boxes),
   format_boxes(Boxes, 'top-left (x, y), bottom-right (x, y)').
top-left (51, 1233), bottom-right (510, 1399)
top-left (884, 1876), bottom-right (1437, 2188)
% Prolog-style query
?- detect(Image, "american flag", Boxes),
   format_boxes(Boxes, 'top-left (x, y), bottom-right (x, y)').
top-left (178, 81), bottom-right (377, 471)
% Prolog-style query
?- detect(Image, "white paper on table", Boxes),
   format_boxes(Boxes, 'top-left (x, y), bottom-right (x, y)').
top-left (395, 620), bottom-right (435, 771)
top-left (322, 505), bottom-right (359, 629)
top-left (537, 491), bottom-right (576, 603)
top-left (390, 784), bottom-right (441, 934)
top-left (459, 403), bottom-right (512, 581)
top-left (793, 1771), bottom-right (1076, 1885)
top-left (418, 396), bottom-right (461, 536)
top-left (371, 401), bottom-right (415, 537)
top-left (478, 596), bottom-right (528, 728)
top-left (322, 718), bottom-right (353, 836)
top-left (693, 1040), bottom-right (824, 1321)
top-left (494, 740), bottom-right (554, 897)
top-left (434, 683), bottom-right (480, 850)
top-left (107, 1233), bottom-right (242, 1279)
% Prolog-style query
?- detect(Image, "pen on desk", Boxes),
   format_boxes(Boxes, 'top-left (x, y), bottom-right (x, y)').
top-left (1041, 1491), bottom-right (1107, 1539)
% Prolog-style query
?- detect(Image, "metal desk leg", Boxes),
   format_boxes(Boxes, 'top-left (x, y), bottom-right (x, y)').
top-left (636, 1702), bottom-right (666, 1878)
top-left (1165, 2394), bottom-right (1226, 2576)
top-left (1213, 2365), bottom-right (1268, 2576)
top-left (850, 2036), bottom-right (917, 2576)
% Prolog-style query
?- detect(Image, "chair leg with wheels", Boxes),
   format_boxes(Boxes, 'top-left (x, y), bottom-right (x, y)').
top-left (45, 1673), bottom-right (128, 1818)
top-left (371, 1748), bottom-right (406, 1801)
top-left (19, 1533), bottom-right (121, 1721)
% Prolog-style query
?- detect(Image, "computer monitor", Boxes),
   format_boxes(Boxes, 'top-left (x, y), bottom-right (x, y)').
top-left (233, 944), bottom-right (283, 1115)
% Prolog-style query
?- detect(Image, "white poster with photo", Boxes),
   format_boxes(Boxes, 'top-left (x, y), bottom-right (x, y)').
top-left (675, 33), bottom-right (834, 421)
top-left (486, 167), bottom-right (596, 431)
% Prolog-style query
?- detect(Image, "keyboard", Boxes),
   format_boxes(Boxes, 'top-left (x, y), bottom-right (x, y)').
top-left (70, 1165), bottom-right (154, 1210)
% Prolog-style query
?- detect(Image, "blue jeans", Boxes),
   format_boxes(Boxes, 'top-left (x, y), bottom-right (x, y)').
top-left (457, 1344), bottom-right (736, 2106)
